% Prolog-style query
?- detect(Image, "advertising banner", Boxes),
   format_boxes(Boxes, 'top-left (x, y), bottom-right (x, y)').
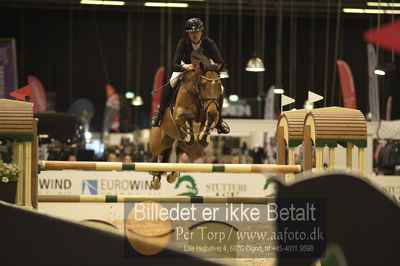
top-left (337, 59), bottom-right (357, 109)
top-left (28, 75), bottom-right (47, 113)
top-left (263, 86), bottom-right (275, 120)
top-left (367, 175), bottom-right (400, 204)
top-left (367, 44), bottom-right (380, 121)
top-left (39, 171), bottom-right (400, 203)
top-left (102, 84), bottom-right (120, 134)
top-left (38, 170), bottom-right (278, 197)
top-left (0, 38), bottom-right (18, 99)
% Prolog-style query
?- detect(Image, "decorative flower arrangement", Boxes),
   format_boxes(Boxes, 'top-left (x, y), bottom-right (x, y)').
top-left (0, 163), bottom-right (20, 183)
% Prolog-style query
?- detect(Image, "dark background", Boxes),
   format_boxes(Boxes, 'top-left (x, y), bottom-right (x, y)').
top-left (0, 1), bottom-right (399, 131)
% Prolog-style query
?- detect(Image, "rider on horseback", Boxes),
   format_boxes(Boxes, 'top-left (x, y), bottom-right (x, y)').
top-left (151, 17), bottom-right (230, 134)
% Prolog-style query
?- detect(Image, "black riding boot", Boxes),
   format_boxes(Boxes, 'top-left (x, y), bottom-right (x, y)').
top-left (216, 95), bottom-right (230, 134)
top-left (151, 83), bottom-right (173, 127)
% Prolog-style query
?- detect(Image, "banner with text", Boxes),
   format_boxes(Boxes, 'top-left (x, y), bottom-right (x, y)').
top-left (0, 38), bottom-right (18, 99)
top-left (39, 171), bottom-right (277, 197)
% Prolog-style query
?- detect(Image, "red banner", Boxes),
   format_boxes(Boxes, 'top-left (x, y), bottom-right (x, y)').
top-left (364, 19), bottom-right (400, 54)
top-left (386, 96), bottom-right (392, 121)
top-left (102, 84), bottom-right (120, 134)
top-left (151, 66), bottom-right (165, 117)
top-left (28, 75), bottom-right (47, 113)
top-left (337, 59), bottom-right (357, 109)
top-left (10, 75), bottom-right (47, 113)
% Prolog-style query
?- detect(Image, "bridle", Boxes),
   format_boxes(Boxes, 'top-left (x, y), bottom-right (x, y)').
top-left (183, 72), bottom-right (221, 111)
top-left (201, 75), bottom-right (221, 83)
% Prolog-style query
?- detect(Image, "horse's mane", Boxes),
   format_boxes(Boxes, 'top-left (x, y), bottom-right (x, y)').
top-left (190, 49), bottom-right (220, 73)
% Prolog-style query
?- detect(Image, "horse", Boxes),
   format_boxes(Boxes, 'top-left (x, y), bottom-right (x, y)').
top-left (149, 60), bottom-right (224, 189)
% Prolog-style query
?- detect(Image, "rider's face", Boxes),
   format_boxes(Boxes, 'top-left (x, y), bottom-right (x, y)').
top-left (188, 31), bottom-right (203, 44)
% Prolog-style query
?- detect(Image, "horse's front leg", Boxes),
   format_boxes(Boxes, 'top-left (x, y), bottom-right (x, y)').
top-left (167, 145), bottom-right (182, 184)
top-left (149, 135), bottom-right (174, 190)
top-left (149, 153), bottom-right (162, 190)
top-left (175, 107), bottom-right (195, 146)
top-left (199, 109), bottom-right (218, 147)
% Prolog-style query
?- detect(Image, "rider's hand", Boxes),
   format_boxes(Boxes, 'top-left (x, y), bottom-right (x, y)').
top-left (183, 64), bottom-right (194, 71)
top-left (210, 59), bottom-right (216, 65)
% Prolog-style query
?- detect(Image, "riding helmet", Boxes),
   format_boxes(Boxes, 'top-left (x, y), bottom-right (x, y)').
top-left (185, 18), bottom-right (204, 32)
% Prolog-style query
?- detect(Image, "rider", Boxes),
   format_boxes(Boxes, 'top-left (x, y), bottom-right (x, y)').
top-left (151, 17), bottom-right (230, 134)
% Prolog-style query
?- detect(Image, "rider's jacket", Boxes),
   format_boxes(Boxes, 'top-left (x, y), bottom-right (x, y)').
top-left (172, 35), bottom-right (225, 72)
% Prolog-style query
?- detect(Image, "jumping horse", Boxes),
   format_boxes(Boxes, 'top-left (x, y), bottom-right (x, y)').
top-left (149, 56), bottom-right (224, 189)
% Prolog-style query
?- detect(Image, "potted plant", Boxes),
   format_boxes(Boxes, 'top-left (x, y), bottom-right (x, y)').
top-left (0, 162), bottom-right (20, 203)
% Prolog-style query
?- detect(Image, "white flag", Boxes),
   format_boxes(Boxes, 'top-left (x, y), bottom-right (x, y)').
top-left (308, 91), bottom-right (323, 104)
top-left (281, 94), bottom-right (295, 107)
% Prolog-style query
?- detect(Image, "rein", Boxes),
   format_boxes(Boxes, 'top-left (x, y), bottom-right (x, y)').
top-left (150, 70), bottom-right (189, 96)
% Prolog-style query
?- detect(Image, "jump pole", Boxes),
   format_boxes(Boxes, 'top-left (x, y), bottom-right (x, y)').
top-left (39, 161), bottom-right (301, 174)
top-left (38, 195), bottom-right (274, 204)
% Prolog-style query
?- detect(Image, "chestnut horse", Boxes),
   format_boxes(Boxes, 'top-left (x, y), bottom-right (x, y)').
top-left (149, 60), bottom-right (223, 189)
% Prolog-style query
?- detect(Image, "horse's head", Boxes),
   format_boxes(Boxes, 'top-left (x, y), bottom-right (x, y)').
top-left (194, 61), bottom-right (224, 125)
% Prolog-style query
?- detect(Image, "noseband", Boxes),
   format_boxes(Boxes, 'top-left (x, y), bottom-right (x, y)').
top-left (199, 75), bottom-right (221, 108)
top-left (196, 73), bottom-right (221, 107)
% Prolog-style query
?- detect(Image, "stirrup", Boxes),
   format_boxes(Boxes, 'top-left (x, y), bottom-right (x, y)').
top-left (217, 120), bottom-right (230, 134)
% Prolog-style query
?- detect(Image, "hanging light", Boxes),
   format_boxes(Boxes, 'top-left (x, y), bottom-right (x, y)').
top-left (228, 94), bottom-right (239, 102)
top-left (220, 70), bottom-right (229, 79)
top-left (245, 55), bottom-right (265, 72)
top-left (125, 91), bottom-right (135, 99)
top-left (375, 62), bottom-right (396, 75)
top-left (374, 66), bottom-right (386, 75)
top-left (131, 95), bottom-right (143, 106)
top-left (245, 2), bottom-right (266, 73)
top-left (273, 87), bottom-right (285, 94)
top-left (81, 0), bottom-right (125, 6)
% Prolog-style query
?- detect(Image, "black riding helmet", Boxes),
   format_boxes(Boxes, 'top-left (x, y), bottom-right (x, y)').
top-left (185, 18), bottom-right (204, 32)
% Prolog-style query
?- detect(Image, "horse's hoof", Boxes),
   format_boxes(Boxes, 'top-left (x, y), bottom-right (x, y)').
top-left (167, 172), bottom-right (180, 183)
top-left (185, 134), bottom-right (194, 144)
top-left (199, 136), bottom-right (210, 147)
top-left (185, 138), bottom-right (195, 147)
top-left (166, 174), bottom-right (175, 183)
top-left (151, 180), bottom-right (161, 190)
top-left (151, 175), bottom-right (161, 190)
top-left (199, 131), bottom-right (211, 147)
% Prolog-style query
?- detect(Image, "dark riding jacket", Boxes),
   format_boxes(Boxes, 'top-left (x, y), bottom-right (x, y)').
top-left (172, 35), bottom-right (224, 72)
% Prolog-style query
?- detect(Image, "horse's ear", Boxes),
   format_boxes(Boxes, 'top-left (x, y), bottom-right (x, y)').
top-left (199, 61), bottom-right (206, 72)
top-left (217, 63), bottom-right (224, 73)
